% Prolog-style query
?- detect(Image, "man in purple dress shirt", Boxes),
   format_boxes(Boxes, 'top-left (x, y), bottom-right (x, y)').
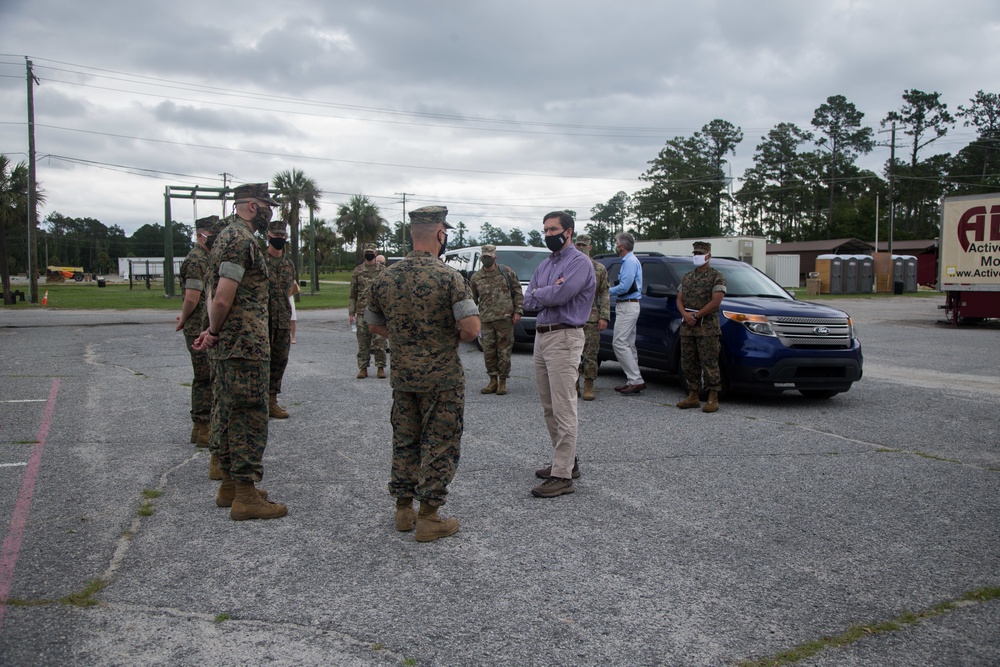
top-left (523, 211), bottom-right (596, 498)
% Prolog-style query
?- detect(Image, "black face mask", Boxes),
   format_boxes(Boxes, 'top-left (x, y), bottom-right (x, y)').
top-left (545, 230), bottom-right (568, 252)
top-left (364, 252), bottom-right (376, 262)
top-left (269, 237), bottom-right (287, 251)
top-left (251, 204), bottom-right (273, 235)
top-left (203, 235), bottom-right (217, 250)
top-left (481, 256), bottom-right (496, 268)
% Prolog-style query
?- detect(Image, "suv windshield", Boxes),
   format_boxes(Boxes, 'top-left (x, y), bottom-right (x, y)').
top-left (669, 259), bottom-right (791, 299)
top-left (496, 248), bottom-right (549, 280)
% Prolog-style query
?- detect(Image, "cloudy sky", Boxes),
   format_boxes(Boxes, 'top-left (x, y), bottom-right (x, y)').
top-left (1, 0), bottom-right (997, 240)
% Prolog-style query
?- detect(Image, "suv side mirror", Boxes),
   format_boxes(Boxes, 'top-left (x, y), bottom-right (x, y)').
top-left (646, 283), bottom-right (674, 298)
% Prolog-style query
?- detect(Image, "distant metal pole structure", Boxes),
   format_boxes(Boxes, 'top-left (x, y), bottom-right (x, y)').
top-left (26, 58), bottom-right (40, 303)
top-left (164, 186), bottom-right (175, 297)
top-left (396, 192), bottom-right (414, 252)
top-left (888, 123), bottom-right (896, 257)
top-left (308, 205), bottom-right (318, 295)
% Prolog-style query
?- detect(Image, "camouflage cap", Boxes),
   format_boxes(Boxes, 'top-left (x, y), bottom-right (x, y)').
top-left (481, 244), bottom-right (497, 257)
top-left (195, 215), bottom-right (220, 231)
top-left (693, 241), bottom-right (712, 253)
top-left (575, 234), bottom-right (593, 247)
top-left (363, 242), bottom-right (378, 252)
top-left (409, 205), bottom-right (453, 229)
top-left (232, 182), bottom-right (280, 206)
top-left (267, 218), bottom-right (288, 235)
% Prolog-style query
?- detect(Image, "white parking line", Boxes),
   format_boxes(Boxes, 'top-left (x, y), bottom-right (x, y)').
top-left (0, 400), bottom-right (47, 403)
top-left (0, 463), bottom-right (28, 468)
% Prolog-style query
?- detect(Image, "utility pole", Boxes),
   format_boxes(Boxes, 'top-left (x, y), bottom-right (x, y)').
top-left (395, 192), bottom-right (414, 253)
top-left (878, 123), bottom-right (897, 256)
top-left (26, 58), bottom-right (40, 304)
top-left (219, 172), bottom-right (232, 217)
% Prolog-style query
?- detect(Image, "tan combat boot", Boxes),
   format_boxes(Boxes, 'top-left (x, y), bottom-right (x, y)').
top-left (414, 502), bottom-right (459, 542)
top-left (583, 379), bottom-right (595, 401)
top-left (376, 367), bottom-right (387, 379)
top-left (481, 376), bottom-right (498, 394)
top-left (496, 377), bottom-right (507, 395)
top-left (395, 497), bottom-right (416, 532)
top-left (190, 423), bottom-right (199, 444)
top-left (230, 480), bottom-right (285, 520)
top-left (269, 393), bottom-right (289, 419)
top-left (702, 391), bottom-right (719, 413)
top-left (195, 422), bottom-right (210, 447)
top-left (357, 367), bottom-right (368, 379)
top-left (676, 391), bottom-right (701, 409)
top-left (209, 452), bottom-right (223, 480)
top-left (216, 470), bottom-right (269, 507)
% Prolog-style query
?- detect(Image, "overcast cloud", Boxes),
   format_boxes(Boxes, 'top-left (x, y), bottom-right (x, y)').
top-left (1, 0), bottom-right (998, 238)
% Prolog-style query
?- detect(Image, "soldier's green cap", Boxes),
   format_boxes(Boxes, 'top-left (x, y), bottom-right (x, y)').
top-left (693, 241), bottom-right (711, 253)
top-left (409, 205), bottom-right (452, 229)
top-left (363, 242), bottom-right (378, 252)
top-left (196, 215), bottom-right (220, 231)
top-left (575, 234), bottom-right (593, 246)
top-left (267, 218), bottom-right (288, 235)
top-left (481, 244), bottom-right (496, 257)
top-left (233, 182), bottom-right (280, 206)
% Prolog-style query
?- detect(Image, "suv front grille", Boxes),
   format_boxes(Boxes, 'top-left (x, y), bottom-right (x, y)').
top-left (770, 316), bottom-right (852, 348)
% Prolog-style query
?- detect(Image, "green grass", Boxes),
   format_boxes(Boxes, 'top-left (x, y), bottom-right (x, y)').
top-left (4, 280), bottom-right (350, 310)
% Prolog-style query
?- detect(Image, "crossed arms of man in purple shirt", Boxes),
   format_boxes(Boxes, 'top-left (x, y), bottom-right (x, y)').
top-left (523, 245), bottom-right (596, 327)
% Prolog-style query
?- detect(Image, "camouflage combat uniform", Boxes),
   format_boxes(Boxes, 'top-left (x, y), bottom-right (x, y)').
top-left (349, 262), bottom-right (387, 370)
top-left (469, 265), bottom-right (523, 379)
top-left (266, 252), bottom-right (296, 397)
top-left (179, 243), bottom-right (213, 425)
top-left (208, 220), bottom-right (271, 482)
top-left (365, 251), bottom-right (479, 507)
top-left (678, 267), bottom-right (727, 392)
top-left (581, 259), bottom-right (610, 381)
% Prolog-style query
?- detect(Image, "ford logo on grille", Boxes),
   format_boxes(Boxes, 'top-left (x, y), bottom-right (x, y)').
top-left (813, 326), bottom-right (830, 335)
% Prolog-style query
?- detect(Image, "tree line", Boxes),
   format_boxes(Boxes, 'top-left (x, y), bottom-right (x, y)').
top-left (590, 89), bottom-right (1000, 249)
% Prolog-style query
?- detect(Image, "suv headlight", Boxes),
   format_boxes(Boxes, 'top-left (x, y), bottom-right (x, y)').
top-left (723, 310), bottom-right (776, 337)
top-left (847, 316), bottom-right (856, 340)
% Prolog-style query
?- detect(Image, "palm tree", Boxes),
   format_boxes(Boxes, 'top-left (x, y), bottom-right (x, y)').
top-left (271, 168), bottom-right (321, 277)
top-left (335, 194), bottom-right (389, 264)
top-left (0, 155), bottom-right (37, 305)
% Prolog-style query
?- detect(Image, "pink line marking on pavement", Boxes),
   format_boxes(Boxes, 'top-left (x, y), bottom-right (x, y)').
top-left (0, 378), bottom-right (60, 635)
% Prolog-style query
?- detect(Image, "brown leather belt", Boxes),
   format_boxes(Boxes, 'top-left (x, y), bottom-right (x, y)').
top-left (535, 323), bottom-right (583, 334)
top-left (618, 298), bottom-right (640, 303)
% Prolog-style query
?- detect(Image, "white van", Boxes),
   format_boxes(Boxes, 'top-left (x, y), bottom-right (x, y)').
top-left (443, 245), bottom-right (551, 343)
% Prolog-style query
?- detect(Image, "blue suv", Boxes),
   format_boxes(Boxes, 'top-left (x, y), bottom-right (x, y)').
top-left (596, 253), bottom-right (863, 398)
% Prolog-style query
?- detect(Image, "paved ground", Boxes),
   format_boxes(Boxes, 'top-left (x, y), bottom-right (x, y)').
top-left (0, 296), bottom-right (997, 666)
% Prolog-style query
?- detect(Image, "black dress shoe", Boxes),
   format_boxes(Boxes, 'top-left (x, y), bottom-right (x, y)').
top-left (619, 383), bottom-right (646, 394)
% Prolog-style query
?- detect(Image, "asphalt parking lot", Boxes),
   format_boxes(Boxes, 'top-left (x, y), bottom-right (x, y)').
top-left (0, 296), bottom-right (998, 666)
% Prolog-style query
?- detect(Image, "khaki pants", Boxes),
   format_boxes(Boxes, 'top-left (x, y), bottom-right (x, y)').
top-left (533, 328), bottom-right (585, 479)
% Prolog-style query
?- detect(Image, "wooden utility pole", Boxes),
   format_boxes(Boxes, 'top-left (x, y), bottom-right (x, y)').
top-left (26, 58), bottom-right (40, 303)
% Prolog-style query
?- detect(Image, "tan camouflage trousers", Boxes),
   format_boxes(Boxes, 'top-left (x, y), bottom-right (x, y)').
top-left (269, 327), bottom-right (290, 396)
top-left (184, 332), bottom-right (212, 424)
top-left (389, 386), bottom-right (464, 507)
top-left (356, 319), bottom-right (387, 369)
top-left (680, 334), bottom-right (722, 392)
top-left (481, 318), bottom-right (514, 378)
top-left (210, 358), bottom-right (269, 482)
top-left (579, 321), bottom-right (600, 381)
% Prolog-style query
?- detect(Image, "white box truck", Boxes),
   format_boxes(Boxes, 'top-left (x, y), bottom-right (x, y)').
top-left (938, 192), bottom-right (1000, 323)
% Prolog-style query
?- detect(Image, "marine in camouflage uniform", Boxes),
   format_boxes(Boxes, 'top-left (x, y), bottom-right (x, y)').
top-left (265, 219), bottom-right (297, 418)
top-left (349, 242), bottom-right (387, 378)
top-left (206, 184), bottom-right (274, 485)
top-left (469, 244), bottom-right (523, 395)
top-left (574, 234), bottom-right (610, 400)
top-left (177, 215), bottom-right (223, 445)
top-left (676, 241), bottom-right (727, 412)
top-left (366, 205), bottom-right (480, 542)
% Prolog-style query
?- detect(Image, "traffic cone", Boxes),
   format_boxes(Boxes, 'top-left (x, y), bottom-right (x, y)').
top-left (42, 290), bottom-right (48, 306)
